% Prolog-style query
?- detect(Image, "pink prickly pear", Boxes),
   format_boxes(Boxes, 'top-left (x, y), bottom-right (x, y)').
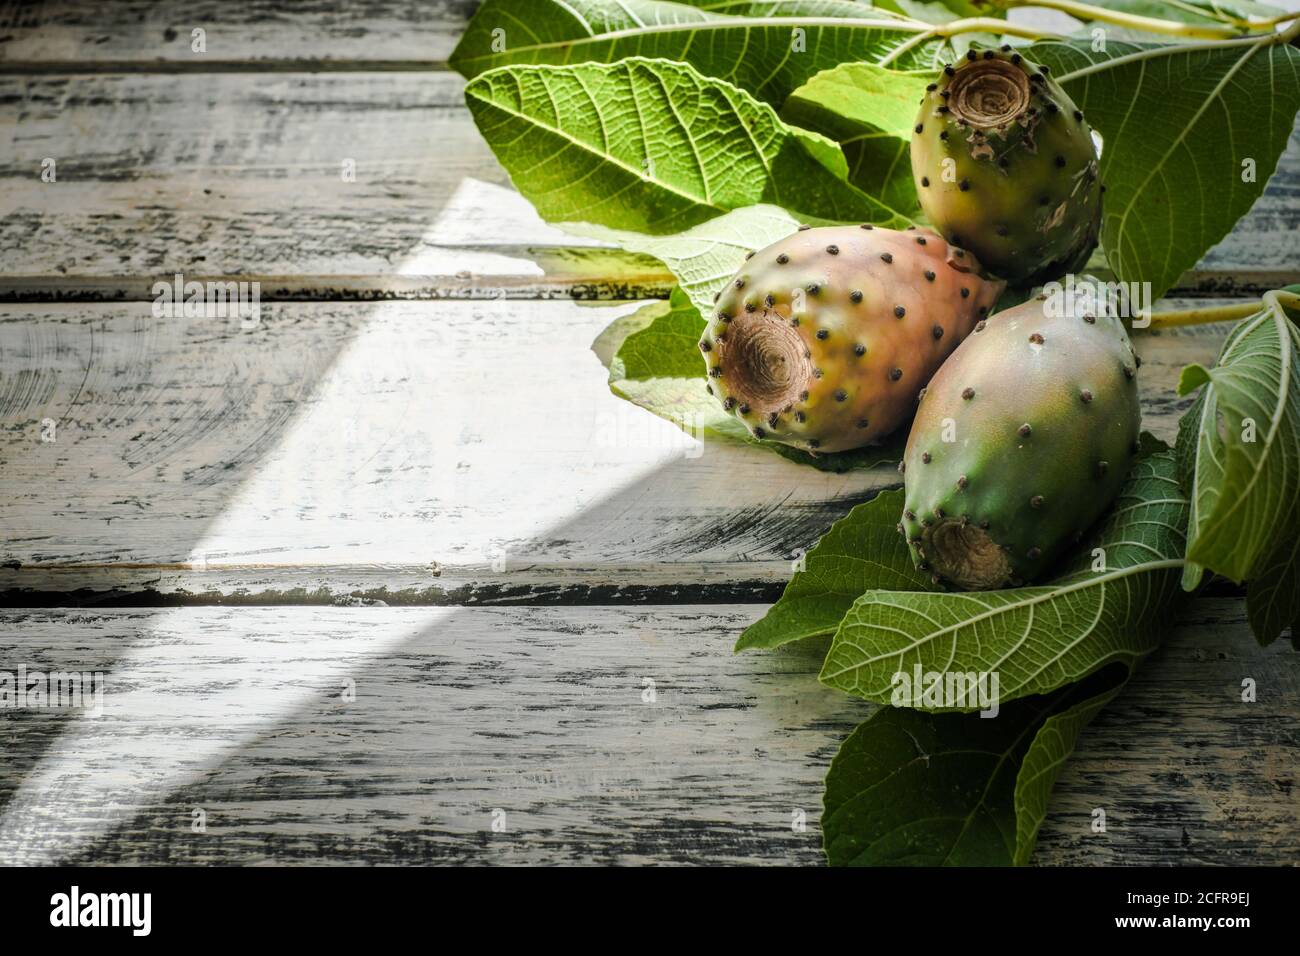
top-left (701, 225), bottom-right (1004, 453)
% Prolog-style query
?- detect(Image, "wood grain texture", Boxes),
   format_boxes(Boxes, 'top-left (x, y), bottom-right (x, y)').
top-left (0, 301), bottom-right (1233, 601)
top-left (0, 599), bottom-right (1290, 865)
top-left (0, 0), bottom-right (475, 69)
top-left (0, 71), bottom-right (641, 299)
top-left (1, 0), bottom-right (1295, 869)
top-left (2, 71), bottom-right (1297, 299)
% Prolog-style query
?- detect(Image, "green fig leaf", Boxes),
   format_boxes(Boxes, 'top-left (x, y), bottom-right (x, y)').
top-left (766, 435), bottom-right (908, 473)
top-left (1174, 386), bottom-right (1210, 591)
top-left (598, 294), bottom-right (738, 441)
top-left (463, 58), bottom-right (910, 236)
top-left (614, 287), bottom-right (709, 381)
top-left (785, 62), bottom-right (931, 140)
top-left (1010, 670), bottom-right (1125, 865)
top-left (565, 204), bottom-right (805, 322)
top-left (1176, 289), bottom-right (1300, 646)
top-left (820, 451), bottom-right (1190, 709)
top-left (451, 0), bottom-right (950, 107)
top-left (823, 665), bottom-right (1128, 866)
top-left (1070, 0), bottom-right (1288, 29)
top-left (1031, 36), bottom-right (1300, 302)
top-left (1176, 363), bottom-right (1213, 395)
top-left (781, 63), bottom-right (931, 215)
top-left (735, 487), bottom-right (939, 652)
top-left (790, 126), bottom-right (854, 183)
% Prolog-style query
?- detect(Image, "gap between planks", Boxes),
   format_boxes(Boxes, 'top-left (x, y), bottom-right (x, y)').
top-left (0, 60), bottom-right (457, 75)
top-left (2, 272), bottom-right (1293, 305)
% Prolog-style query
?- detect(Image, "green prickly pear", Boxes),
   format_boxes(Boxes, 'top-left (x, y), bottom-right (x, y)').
top-left (900, 287), bottom-right (1142, 589)
top-left (910, 47), bottom-right (1103, 286)
top-left (701, 225), bottom-right (1005, 453)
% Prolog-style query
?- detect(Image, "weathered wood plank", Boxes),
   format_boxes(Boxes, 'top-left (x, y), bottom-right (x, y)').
top-left (0, 71), bottom-right (635, 300)
top-left (0, 299), bottom-right (885, 599)
top-left (0, 599), bottom-right (1290, 865)
top-left (2, 72), bottom-right (1297, 299)
top-left (0, 0), bottom-right (474, 69)
top-left (0, 300), bottom-right (1232, 600)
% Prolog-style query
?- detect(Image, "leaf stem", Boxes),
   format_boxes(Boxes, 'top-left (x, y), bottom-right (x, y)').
top-left (1266, 289), bottom-right (1300, 314)
top-left (1144, 301), bottom-right (1262, 331)
top-left (935, 17), bottom-right (1059, 41)
top-left (1057, 17), bottom-right (1299, 83)
top-left (1246, 11), bottom-right (1300, 29)
top-left (1143, 291), bottom-right (1299, 332)
top-left (1001, 0), bottom-right (1242, 39)
top-left (1276, 16), bottom-right (1300, 44)
top-left (879, 16), bottom-right (1058, 67)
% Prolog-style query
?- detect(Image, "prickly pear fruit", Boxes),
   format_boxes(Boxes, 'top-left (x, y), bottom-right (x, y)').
top-left (910, 47), bottom-right (1102, 286)
top-left (700, 225), bottom-right (1004, 454)
top-left (901, 289), bottom-right (1141, 588)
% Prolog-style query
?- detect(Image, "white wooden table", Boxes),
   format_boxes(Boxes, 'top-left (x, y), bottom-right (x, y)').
top-left (0, 1), bottom-right (1297, 865)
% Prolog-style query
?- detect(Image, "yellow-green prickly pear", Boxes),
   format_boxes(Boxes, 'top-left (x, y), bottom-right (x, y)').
top-left (900, 286), bottom-right (1141, 588)
top-left (910, 48), bottom-right (1103, 286)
